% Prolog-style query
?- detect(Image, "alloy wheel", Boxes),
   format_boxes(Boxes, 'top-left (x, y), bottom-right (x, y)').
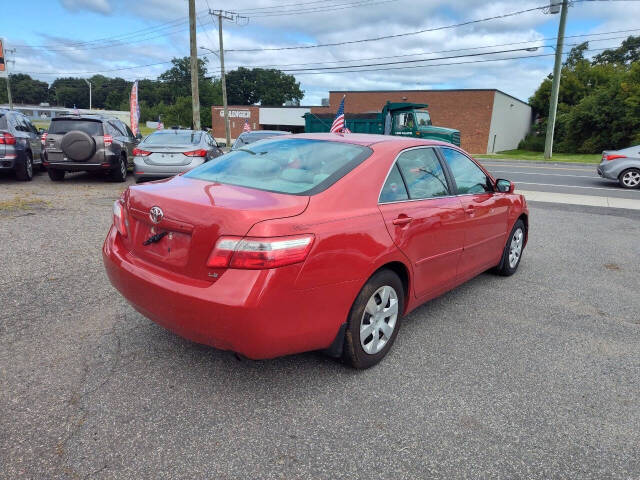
top-left (26, 156), bottom-right (33, 178)
top-left (622, 170), bottom-right (640, 188)
top-left (509, 228), bottom-right (524, 268)
top-left (360, 285), bottom-right (398, 355)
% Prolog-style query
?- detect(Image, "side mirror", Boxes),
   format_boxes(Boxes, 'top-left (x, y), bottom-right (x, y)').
top-left (135, 133), bottom-right (142, 141)
top-left (496, 178), bottom-right (515, 193)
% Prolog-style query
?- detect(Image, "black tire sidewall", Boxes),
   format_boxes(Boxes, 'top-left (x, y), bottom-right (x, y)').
top-left (344, 270), bottom-right (404, 369)
top-left (497, 219), bottom-right (525, 276)
top-left (16, 153), bottom-right (33, 181)
top-left (48, 168), bottom-right (65, 181)
top-left (111, 155), bottom-right (127, 182)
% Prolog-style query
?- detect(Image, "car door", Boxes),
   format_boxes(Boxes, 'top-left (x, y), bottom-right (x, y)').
top-left (23, 116), bottom-right (42, 160)
top-left (439, 147), bottom-right (509, 280)
top-left (378, 147), bottom-right (466, 300)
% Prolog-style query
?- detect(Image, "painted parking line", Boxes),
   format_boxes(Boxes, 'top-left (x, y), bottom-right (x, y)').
top-left (514, 181), bottom-right (636, 192)
top-left (490, 170), bottom-right (598, 179)
top-left (481, 163), bottom-right (595, 172)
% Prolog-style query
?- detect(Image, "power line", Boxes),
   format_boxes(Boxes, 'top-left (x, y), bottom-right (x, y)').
top-left (218, 31), bottom-right (639, 71)
top-left (239, 0), bottom-right (400, 18)
top-left (223, 4), bottom-right (557, 52)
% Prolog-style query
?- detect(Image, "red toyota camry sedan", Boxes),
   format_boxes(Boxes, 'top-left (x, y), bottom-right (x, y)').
top-left (103, 133), bottom-right (528, 368)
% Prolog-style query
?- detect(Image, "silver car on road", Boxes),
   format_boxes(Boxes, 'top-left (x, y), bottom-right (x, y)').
top-left (133, 129), bottom-right (223, 183)
top-left (597, 145), bottom-right (640, 189)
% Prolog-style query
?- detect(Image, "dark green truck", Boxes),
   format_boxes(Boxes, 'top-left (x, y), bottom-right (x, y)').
top-left (303, 102), bottom-right (460, 146)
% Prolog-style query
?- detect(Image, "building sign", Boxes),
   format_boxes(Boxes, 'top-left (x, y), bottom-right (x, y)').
top-left (219, 110), bottom-right (251, 118)
top-left (0, 39), bottom-right (5, 72)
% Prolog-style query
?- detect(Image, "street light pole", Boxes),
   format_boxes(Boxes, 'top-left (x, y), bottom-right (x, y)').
top-left (84, 79), bottom-right (92, 110)
top-left (544, 0), bottom-right (569, 160)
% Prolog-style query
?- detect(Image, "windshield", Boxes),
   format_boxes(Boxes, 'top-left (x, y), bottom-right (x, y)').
top-left (232, 132), bottom-right (284, 150)
top-left (143, 131), bottom-right (202, 145)
top-left (49, 119), bottom-right (103, 136)
top-left (185, 138), bottom-right (372, 195)
top-left (415, 111), bottom-right (432, 128)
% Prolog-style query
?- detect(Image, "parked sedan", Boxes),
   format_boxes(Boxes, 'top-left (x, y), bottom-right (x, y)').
top-left (104, 134), bottom-right (528, 368)
top-left (133, 129), bottom-right (223, 183)
top-left (231, 130), bottom-right (290, 150)
top-left (597, 145), bottom-right (640, 189)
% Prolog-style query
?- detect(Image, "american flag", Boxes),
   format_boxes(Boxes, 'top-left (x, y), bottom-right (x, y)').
top-left (330, 96), bottom-right (347, 133)
top-left (157, 116), bottom-right (164, 130)
top-left (243, 118), bottom-right (251, 133)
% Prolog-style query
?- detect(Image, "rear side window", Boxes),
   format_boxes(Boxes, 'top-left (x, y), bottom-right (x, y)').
top-left (396, 148), bottom-right (449, 199)
top-left (49, 119), bottom-right (103, 136)
top-left (0, 114), bottom-right (8, 130)
top-left (186, 138), bottom-right (372, 195)
top-left (379, 164), bottom-right (409, 203)
top-left (440, 148), bottom-right (491, 194)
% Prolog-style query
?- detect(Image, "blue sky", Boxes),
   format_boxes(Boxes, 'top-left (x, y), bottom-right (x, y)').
top-left (2, 0), bottom-right (638, 104)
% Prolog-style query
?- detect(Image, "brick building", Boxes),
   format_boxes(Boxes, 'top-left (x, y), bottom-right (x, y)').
top-left (310, 89), bottom-right (532, 154)
top-left (211, 88), bottom-right (532, 153)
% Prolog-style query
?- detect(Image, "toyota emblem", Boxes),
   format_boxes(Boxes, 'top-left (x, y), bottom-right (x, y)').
top-left (149, 206), bottom-right (164, 224)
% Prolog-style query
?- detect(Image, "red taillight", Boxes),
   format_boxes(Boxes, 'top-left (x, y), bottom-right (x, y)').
top-left (103, 134), bottom-right (113, 147)
top-left (113, 200), bottom-right (128, 238)
top-left (133, 147), bottom-right (151, 156)
top-left (604, 154), bottom-right (626, 161)
top-left (207, 234), bottom-right (315, 269)
top-left (183, 149), bottom-right (207, 157)
top-left (41, 132), bottom-right (48, 144)
top-left (0, 132), bottom-right (16, 145)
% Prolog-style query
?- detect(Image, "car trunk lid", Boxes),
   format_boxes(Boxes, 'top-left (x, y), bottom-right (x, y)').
top-left (122, 175), bottom-right (309, 281)
top-left (142, 146), bottom-right (196, 166)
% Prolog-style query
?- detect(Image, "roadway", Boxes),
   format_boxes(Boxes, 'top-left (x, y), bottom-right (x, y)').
top-left (479, 159), bottom-right (640, 200)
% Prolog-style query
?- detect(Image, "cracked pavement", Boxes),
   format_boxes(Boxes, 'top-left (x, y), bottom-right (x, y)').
top-left (1, 172), bottom-right (640, 479)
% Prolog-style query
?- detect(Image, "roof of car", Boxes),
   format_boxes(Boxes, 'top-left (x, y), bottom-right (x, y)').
top-left (53, 114), bottom-right (115, 121)
top-left (285, 132), bottom-right (453, 148)
top-left (240, 130), bottom-right (290, 136)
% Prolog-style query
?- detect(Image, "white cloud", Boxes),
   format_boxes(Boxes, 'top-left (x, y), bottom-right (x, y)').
top-left (60, 0), bottom-right (112, 14)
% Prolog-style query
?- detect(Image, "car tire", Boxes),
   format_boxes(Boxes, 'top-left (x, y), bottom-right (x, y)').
top-left (110, 154), bottom-right (127, 182)
top-left (48, 168), bottom-right (65, 181)
top-left (495, 219), bottom-right (526, 276)
top-left (15, 152), bottom-right (34, 181)
top-left (618, 168), bottom-right (640, 189)
top-left (342, 269), bottom-right (404, 369)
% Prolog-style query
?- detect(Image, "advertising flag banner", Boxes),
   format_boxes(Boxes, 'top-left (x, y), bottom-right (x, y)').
top-left (130, 81), bottom-right (140, 135)
top-left (0, 38), bottom-right (6, 72)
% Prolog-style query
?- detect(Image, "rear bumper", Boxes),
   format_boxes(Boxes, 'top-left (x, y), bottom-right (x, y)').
top-left (597, 160), bottom-right (626, 181)
top-left (102, 226), bottom-right (358, 359)
top-left (0, 145), bottom-right (22, 170)
top-left (133, 157), bottom-right (203, 180)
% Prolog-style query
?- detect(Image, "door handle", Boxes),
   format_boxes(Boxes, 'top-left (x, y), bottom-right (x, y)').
top-left (392, 216), bottom-right (413, 226)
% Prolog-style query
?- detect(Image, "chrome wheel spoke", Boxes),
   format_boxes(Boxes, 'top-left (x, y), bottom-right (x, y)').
top-left (360, 322), bottom-right (376, 340)
top-left (383, 298), bottom-right (398, 318)
top-left (365, 297), bottom-right (379, 315)
top-left (379, 321), bottom-right (394, 339)
top-left (380, 286), bottom-right (391, 308)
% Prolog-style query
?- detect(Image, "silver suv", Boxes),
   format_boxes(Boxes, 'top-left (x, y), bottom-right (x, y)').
top-left (0, 109), bottom-right (44, 181)
top-left (43, 114), bottom-right (140, 182)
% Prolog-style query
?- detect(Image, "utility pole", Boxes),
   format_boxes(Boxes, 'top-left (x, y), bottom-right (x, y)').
top-left (4, 47), bottom-right (15, 110)
top-left (84, 79), bottom-right (92, 110)
top-left (544, 0), bottom-right (568, 160)
top-left (209, 10), bottom-right (235, 148)
top-left (188, 0), bottom-right (201, 130)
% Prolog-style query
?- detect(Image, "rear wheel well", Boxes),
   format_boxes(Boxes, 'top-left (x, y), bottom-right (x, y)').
top-left (374, 261), bottom-right (410, 313)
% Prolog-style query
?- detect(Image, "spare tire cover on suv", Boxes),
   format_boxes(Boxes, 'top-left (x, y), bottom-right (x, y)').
top-left (60, 130), bottom-right (96, 162)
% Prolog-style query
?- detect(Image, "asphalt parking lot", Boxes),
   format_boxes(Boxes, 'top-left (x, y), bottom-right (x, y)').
top-left (1, 170), bottom-right (640, 479)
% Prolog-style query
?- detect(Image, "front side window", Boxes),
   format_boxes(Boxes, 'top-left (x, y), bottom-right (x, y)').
top-left (396, 148), bottom-right (449, 200)
top-left (440, 148), bottom-right (492, 195)
top-left (185, 138), bottom-right (371, 195)
top-left (394, 112), bottom-right (415, 132)
top-left (379, 164), bottom-right (409, 203)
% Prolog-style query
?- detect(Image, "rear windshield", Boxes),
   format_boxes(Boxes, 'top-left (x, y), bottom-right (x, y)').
top-left (232, 132), bottom-right (284, 149)
top-left (49, 119), bottom-right (103, 136)
top-left (185, 138), bottom-right (372, 195)
top-left (0, 114), bottom-right (7, 130)
top-left (143, 131), bottom-right (202, 145)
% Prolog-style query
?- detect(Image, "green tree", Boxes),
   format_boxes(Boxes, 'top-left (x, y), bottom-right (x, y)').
top-left (593, 35), bottom-right (640, 65)
top-left (226, 67), bottom-right (303, 106)
top-left (0, 74), bottom-right (49, 105)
